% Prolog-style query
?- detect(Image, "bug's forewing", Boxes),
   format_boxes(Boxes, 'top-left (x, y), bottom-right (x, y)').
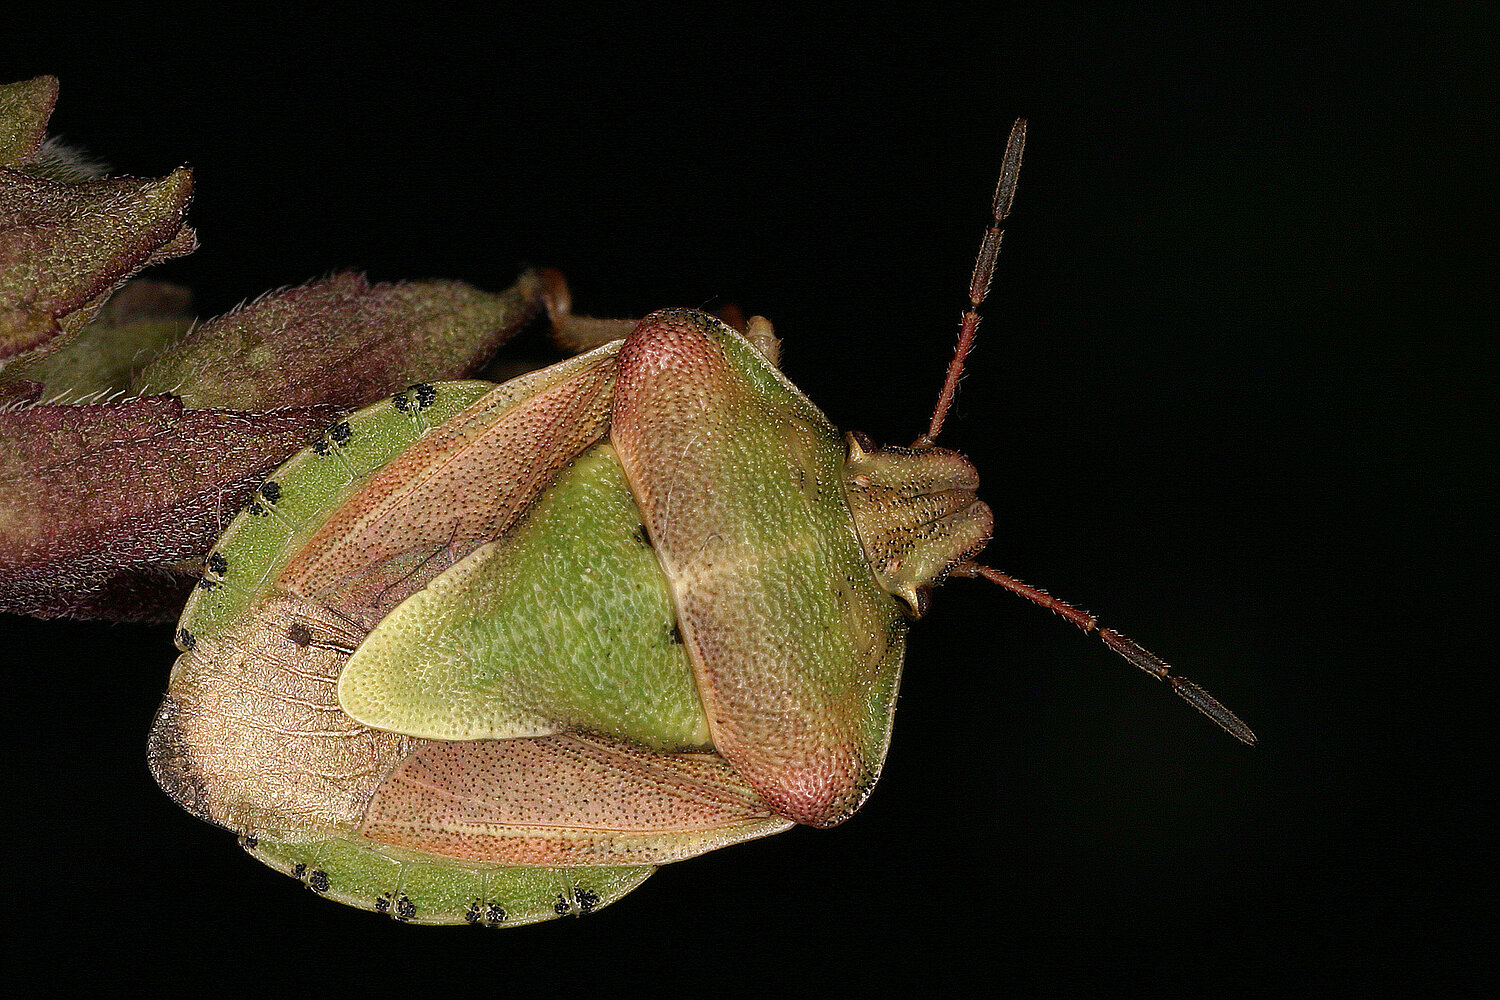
top-left (155, 346), bottom-right (628, 836)
top-left (278, 348), bottom-right (621, 617)
top-left (611, 310), bottom-right (908, 828)
top-left (359, 733), bottom-right (793, 866)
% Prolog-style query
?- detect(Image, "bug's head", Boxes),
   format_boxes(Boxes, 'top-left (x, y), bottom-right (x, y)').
top-left (842, 431), bottom-right (992, 619)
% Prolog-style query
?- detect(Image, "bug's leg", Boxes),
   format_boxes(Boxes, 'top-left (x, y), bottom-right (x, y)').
top-left (541, 268), bottom-right (641, 354)
top-left (540, 268), bottom-right (777, 364)
top-left (916, 117), bottom-right (1027, 449)
top-left (741, 314), bottom-right (781, 368)
top-left (950, 561), bottom-right (1257, 744)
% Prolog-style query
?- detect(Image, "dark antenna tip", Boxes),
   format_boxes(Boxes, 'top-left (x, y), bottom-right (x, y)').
top-left (919, 118), bottom-right (1027, 448)
top-left (953, 562), bottom-right (1257, 745)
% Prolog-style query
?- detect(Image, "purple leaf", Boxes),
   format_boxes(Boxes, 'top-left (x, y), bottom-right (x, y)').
top-left (132, 271), bottom-right (545, 410)
top-left (0, 395), bottom-right (341, 620)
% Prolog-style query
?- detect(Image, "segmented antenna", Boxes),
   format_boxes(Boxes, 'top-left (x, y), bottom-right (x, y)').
top-left (916, 117), bottom-right (1027, 449)
top-left (924, 121), bottom-right (1253, 744)
top-left (950, 562), bottom-right (1257, 744)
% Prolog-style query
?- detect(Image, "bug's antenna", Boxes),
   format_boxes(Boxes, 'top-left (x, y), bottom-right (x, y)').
top-left (916, 117), bottom-right (1027, 449)
top-left (950, 561), bottom-right (1257, 744)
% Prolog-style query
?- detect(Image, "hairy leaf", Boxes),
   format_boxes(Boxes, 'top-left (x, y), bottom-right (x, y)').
top-left (0, 75), bottom-right (57, 167)
top-left (0, 395), bottom-right (340, 619)
top-left (3, 280), bottom-right (193, 399)
top-left (0, 164), bottom-right (197, 364)
top-left (132, 271), bottom-right (545, 410)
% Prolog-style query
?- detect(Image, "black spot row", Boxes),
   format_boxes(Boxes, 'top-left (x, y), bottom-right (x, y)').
top-left (374, 892), bottom-right (417, 921)
top-left (313, 420), bottom-right (352, 455)
top-left (393, 383), bottom-right (438, 412)
top-left (554, 886), bottom-right (602, 916)
top-left (465, 901), bottom-right (507, 926)
top-left (197, 551), bottom-right (228, 589)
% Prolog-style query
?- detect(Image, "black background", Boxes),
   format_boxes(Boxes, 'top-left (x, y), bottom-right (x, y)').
top-left (4, 6), bottom-right (1490, 994)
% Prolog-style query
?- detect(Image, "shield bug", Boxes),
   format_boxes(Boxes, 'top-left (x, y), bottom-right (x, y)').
top-left (148, 120), bottom-right (1253, 926)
